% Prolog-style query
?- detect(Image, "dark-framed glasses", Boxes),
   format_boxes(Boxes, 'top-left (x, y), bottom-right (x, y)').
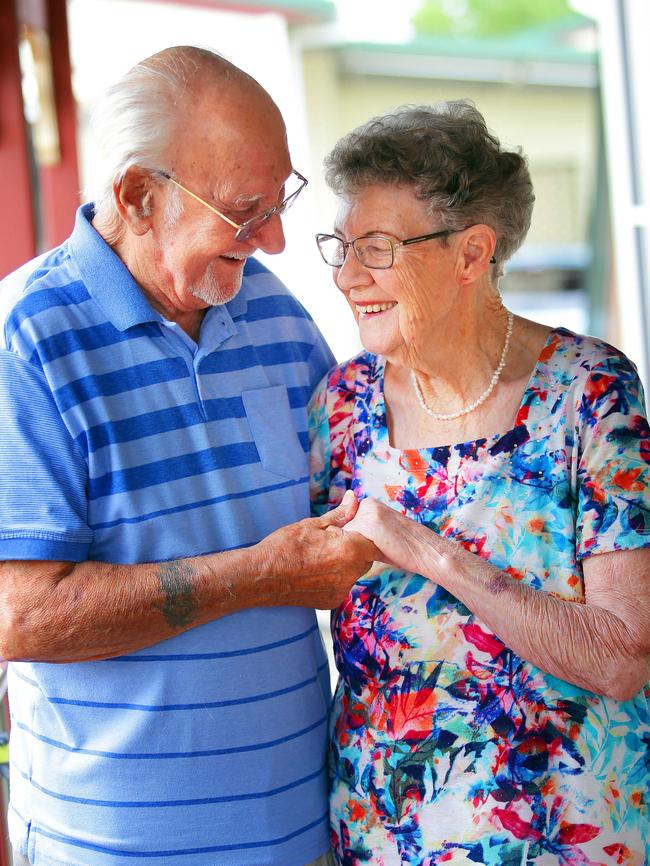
top-left (315, 228), bottom-right (466, 270)
top-left (157, 169), bottom-right (308, 242)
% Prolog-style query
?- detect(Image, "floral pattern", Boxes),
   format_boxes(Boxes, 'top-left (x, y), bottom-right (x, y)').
top-left (309, 328), bottom-right (650, 866)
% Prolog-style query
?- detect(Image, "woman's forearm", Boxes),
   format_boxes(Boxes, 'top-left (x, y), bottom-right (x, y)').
top-left (422, 530), bottom-right (650, 701)
top-left (346, 501), bottom-right (650, 701)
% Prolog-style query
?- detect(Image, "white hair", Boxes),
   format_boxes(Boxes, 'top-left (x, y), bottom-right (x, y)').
top-left (163, 183), bottom-right (184, 229)
top-left (87, 46), bottom-right (240, 239)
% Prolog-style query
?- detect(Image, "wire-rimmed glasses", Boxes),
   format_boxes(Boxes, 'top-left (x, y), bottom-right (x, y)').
top-left (157, 169), bottom-right (308, 242)
top-left (315, 229), bottom-right (466, 269)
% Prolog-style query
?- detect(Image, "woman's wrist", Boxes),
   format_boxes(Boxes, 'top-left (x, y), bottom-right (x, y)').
top-left (418, 529), bottom-right (512, 603)
top-left (410, 521), bottom-right (452, 580)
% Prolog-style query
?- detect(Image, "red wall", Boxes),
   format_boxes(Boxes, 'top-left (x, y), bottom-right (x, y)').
top-left (0, 0), bottom-right (80, 279)
top-left (0, 1), bottom-right (37, 277)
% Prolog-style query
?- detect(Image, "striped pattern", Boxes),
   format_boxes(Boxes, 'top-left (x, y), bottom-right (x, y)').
top-left (0, 205), bottom-right (335, 866)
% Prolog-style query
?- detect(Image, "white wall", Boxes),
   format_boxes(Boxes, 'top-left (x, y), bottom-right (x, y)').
top-left (588, 0), bottom-right (650, 394)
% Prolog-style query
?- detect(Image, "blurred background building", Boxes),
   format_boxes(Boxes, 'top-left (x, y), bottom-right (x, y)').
top-left (1, 2), bottom-right (649, 854)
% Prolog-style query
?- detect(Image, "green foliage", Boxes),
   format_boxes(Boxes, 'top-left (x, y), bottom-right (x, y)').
top-left (412, 2), bottom-right (457, 34)
top-left (413, 0), bottom-right (575, 37)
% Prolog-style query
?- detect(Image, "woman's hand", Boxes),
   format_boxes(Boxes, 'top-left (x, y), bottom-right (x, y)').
top-left (343, 498), bottom-right (438, 576)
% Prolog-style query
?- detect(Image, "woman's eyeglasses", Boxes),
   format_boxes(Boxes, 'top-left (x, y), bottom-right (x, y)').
top-left (315, 229), bottom-right (462, 270)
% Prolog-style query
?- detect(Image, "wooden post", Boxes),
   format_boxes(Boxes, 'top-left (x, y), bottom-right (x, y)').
top-left (39, 0), bottom-right (80, 248)
top-left (0, 0), bottom-right (37, 278)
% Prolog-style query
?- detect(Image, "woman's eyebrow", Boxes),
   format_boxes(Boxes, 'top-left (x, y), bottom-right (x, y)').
top-left (333, 227), bottom-right (390, 237)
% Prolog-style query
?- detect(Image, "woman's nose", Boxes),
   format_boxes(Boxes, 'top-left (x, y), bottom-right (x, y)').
top-left (335, 245), bottom-right (373, 292)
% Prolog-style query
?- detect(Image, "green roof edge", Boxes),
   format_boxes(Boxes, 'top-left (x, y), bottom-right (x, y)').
top-left (322, 11), bottom-right (597, 65)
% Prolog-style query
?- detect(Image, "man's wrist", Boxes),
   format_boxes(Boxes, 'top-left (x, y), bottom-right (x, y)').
top-left (219, 537), bottom-right (283, 607)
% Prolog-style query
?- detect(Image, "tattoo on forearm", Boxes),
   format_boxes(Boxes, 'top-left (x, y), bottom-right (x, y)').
top-left (156, 561), bottom-right (198, 629)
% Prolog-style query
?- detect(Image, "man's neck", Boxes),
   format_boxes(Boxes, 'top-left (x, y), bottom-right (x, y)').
top-left (93, 213), bottom-right (208, 342)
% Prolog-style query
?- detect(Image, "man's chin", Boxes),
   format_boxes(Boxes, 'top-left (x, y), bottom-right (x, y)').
top-left (190, 273), bottom-right (243, 307)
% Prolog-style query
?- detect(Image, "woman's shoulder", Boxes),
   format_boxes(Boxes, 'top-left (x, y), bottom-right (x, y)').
top-left (309, 351), bottom-right (381, 450)
top-left (532, 326), bottom-right (646, 424)
top-left (309, 349), bottom-right (380, 424)
top-left (539, 326), bottom-right (641, 382)
top-left (322, 349), bottom-right (382, 396)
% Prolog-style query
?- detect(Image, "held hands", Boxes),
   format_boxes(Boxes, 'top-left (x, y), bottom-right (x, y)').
top-left (342, 497), bottom-right (436, 576)
top-left (258, 491), bottom-right (382, 609)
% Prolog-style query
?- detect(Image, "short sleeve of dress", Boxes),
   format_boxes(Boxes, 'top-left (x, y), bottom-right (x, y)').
top-left (308, 364), bottom-right (356, 516)
top-left (576, 352), bottom-right (650, 558)
top-left (0, 350), bottom-right (92, 561)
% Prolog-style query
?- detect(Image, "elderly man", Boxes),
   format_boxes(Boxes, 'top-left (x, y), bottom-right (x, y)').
top-left (0, 47), bottom-right (376, 866)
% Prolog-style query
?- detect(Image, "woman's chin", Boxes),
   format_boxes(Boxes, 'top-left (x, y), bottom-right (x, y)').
top-left (347, 302), bottom-right (400, 354)
top-left (357, 322), bottom-right (402, 357)
top-left (359, 332), bottom-right (399, 355)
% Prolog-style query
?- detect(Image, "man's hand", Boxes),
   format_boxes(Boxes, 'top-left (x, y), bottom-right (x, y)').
top-left (255, 491), bottom-right (381, 609)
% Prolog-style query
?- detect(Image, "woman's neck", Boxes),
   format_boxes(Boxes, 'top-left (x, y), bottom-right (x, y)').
top-left (384, 315), bottom-right (553, 450)
top-left (388, 294), bottom-right (510, 406)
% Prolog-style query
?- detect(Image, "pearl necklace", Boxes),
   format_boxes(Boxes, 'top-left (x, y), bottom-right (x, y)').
top-left (411, 310), bottom-right (514, 421)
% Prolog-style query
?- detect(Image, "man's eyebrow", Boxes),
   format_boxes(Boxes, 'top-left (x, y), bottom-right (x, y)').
top-left (231, 192), bottom-right (263, 208)
top-left (216, 181), bottom-right (264, 210)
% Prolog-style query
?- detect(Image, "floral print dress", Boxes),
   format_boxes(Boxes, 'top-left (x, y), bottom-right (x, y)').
top-left (309, 328), bottom-right (650, 866)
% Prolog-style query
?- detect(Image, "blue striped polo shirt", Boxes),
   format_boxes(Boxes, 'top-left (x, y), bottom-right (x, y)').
top-left (0, 205), bottom-right (335, 866)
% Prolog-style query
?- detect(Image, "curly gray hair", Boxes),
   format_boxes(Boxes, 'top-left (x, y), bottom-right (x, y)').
top-left (324, 101), bottom-right (534, 267)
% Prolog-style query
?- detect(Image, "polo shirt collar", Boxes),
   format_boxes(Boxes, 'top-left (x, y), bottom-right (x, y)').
top-left (224, 285), bottom-right (248, 319)
top-left (68, 204), bottom-right (160, 332)
top-left (67, 204), bottom-right (249, 333)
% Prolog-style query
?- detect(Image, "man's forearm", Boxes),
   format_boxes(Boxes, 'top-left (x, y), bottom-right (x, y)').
top-left (0, 546), bottom-right (268, 663)
top-left (0, 495), bottom-right (380, 663)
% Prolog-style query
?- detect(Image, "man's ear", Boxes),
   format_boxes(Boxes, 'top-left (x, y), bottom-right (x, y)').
top-left (456, 224), bottom-right (497, 285)
top-left (113, 167), bottom-right (156, 236)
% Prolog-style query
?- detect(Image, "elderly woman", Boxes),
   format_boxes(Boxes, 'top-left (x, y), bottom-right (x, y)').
top-left (309, 101), bottom-right (650, 866)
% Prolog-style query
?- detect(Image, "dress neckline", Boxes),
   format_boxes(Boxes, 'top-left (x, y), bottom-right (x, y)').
top-left (374, 326), bottom-right (566, 454)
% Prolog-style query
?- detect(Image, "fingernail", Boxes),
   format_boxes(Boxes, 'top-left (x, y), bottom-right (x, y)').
top-left (342, 489), bottom-right (355, 504)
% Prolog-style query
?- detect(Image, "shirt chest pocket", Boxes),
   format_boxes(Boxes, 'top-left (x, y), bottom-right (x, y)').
top-left (242, 384), bottom-right (308, 481)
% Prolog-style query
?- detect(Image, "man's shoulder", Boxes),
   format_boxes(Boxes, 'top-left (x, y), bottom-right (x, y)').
top-left (238, 257), bottom-right (334, 381)
top-left (0, 253), bottom-right (50, 323)
top-left (240, 257), bottom-right (315, 325)
top-left (242, 255), bottom-right (274, 281)
top-left (0, 243), bottom-right (87, 343)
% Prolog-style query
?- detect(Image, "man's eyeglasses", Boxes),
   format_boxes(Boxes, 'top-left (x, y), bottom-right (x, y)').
top-left (157, 169), bottom-right (308, 242)
top-left (315, 229), bottom-right (465, 270)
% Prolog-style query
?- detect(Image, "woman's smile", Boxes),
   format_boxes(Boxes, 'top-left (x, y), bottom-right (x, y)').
top-left (355, 301), bottom-right (397, 317)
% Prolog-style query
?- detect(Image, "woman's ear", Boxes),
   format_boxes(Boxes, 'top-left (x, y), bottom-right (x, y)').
top-left (113, 167), bottom-right (156, 236)
top-left (456, 224), bottom-right (497, 284)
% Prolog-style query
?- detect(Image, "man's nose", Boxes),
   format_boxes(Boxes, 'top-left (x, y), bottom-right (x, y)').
top-left (255, 212), bottom-right (286, 255)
